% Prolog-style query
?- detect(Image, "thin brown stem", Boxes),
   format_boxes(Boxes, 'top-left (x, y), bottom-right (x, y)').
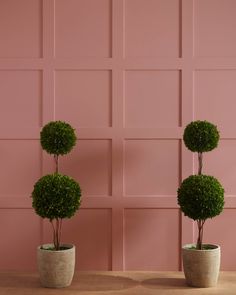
top-left (55, 218), bottom-right (60, 250)
top-left (59, 219), bottom-right (63, 248)
top-left (54, 154), bottom-right (59, 174)
top-left (196, 219), bottom-right (205, 250)
top-left (53, 155), bottom-right (60, 250)
top-left (198, 152), bottom-right (203, 175)
top-left (50, 220), bottom-right (56, 248)
top-left (200, 220), bottom-right (205, 247)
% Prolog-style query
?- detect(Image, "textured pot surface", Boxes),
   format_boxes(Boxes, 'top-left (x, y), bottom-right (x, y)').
top-left (182, 244), bottom-right (220, 288)
top-left (37, 244), bottom-right (75, 288)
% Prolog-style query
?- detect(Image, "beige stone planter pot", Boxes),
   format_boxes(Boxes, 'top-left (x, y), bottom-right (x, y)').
top-left (182, 244), bottom-right (220, 288)
top-left (37, 244), bottom-right (75, 288)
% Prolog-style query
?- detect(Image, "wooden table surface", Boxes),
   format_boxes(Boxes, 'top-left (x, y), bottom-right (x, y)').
top-left (0, 271), bottom-right (236, 295)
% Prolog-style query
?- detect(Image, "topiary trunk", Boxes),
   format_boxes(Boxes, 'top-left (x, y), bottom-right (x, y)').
top-left (196, 219), bottom-right (205, 250)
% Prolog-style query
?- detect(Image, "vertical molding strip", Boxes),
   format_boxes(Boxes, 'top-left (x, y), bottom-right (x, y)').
top-left (111, 0), bottom-right (125, 270)
top-left (42, 0), bottom-right (54, 124)
top-left (41, 0), bottom-right (55, 245)
top-left (181, 0), bottom-right (195, 254)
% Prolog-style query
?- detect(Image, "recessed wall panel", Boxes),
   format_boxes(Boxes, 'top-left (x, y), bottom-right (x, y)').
top-left (125, 70), bottom-right (181, 127)
top-left (43, 209), bottom-right (112, 270)
top-left (55, 70), bottom-right (112, 127)
top-left (60, 140), bottom-right (112, 196)
top-left (193, 140), bottom-right (236, 195)
top-left (194, 209), bottom-right (236, 270)
top-left (194, 0), bottom-right (236, 57)
top-left (0, 0), bottom-right (42, 58)
top-left (124, 0), bottom-right (180, 57)
top-left (55, 0), bottom-right (111, 57)
top-left (124, 209), bottom-right (180, 270)
top-left (0, 140), bottom-right (41, 196)
top-left (0, 71), bottom-right (42, 128)
top-left (0, 209), bottom-right (40, 270)
top-left (194, 70), bottom-right (236, 127)
top-left (124, 140), bottom-right (180, 195)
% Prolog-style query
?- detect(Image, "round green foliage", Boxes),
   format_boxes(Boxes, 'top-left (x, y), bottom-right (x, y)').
top-left (32, 173), bottom-right (81, 220)
top-left (177, 174), bottom-right (224, 220)
top-left (183, 120), bottom-right (219, 153)
top-left (40, 121), bottom-right (76, 155)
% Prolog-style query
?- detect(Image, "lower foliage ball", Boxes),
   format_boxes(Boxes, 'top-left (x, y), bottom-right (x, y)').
top-left (177, 174), bottom-right (224, 221)
top-left (32, 173), bottom-right (81, 220)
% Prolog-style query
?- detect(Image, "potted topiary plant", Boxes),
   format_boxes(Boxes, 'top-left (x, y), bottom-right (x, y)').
top-left (177, 120), bottom-right (224, 288)
top-left (32, 121), bottom-right (82, 288)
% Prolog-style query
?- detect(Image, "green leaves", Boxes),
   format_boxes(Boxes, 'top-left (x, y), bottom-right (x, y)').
top-left (183, 120), bottom-right (219, 153)
top-left (177, 175), bottom-right (224, 221)
top-left (179, 120), bottom-right (224, 248)
top-left (33, 121), bottom-right (81, 249)
top-left (32, 173), bottom-right (81, 220)
top-left (40, 121), bottom-right (76, 155)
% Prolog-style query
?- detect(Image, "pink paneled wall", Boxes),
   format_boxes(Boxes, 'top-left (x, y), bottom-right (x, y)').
top-left (0, 0), bottom-right (236, 271)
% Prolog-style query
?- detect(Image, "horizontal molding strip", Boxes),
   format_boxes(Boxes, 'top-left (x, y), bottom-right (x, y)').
top-left (1, 58), bottom-right (236, 70)
top-left (0, 195), bottom-right (235, 209)
top-left (0, 127), bottom-right (236, 140)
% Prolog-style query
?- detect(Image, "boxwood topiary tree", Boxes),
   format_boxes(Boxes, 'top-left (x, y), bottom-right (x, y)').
top-left (178, 120), bottom-right (224, 250)
top-left (32, 121), bottom-right (81, 250)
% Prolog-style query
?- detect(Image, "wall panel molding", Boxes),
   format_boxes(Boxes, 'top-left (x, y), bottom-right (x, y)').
top-left (0, 0), bottom-right (236, 271)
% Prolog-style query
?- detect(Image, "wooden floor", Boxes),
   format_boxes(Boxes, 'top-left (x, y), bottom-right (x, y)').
top-left (0, 271), bottom-right (236, 295)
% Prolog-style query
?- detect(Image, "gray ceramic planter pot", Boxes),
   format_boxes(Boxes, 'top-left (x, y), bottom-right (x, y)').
top-left (37, 244), bottom-right (75, 288)
top-left (182, 244), bottom-right (220, 288)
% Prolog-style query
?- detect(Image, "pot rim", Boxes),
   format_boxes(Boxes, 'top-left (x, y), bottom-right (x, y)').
top-left (38, 243), bottom-right (75, 252)
top-left (182, 243), bottom-right (220, 252)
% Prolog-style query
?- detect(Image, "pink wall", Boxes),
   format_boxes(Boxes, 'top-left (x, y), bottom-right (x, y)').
top-left (0, 0), bottom-right (236, 271)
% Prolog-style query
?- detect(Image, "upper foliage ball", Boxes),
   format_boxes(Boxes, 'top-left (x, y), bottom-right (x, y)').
top-left (32, 173), bottom-right (81, 220)
top-left (40, 121), bottom-right (76, 155)
top-left (177, 174), bottom-right (224, 221)
top-left (183, 120), bottom-right (219, 153)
